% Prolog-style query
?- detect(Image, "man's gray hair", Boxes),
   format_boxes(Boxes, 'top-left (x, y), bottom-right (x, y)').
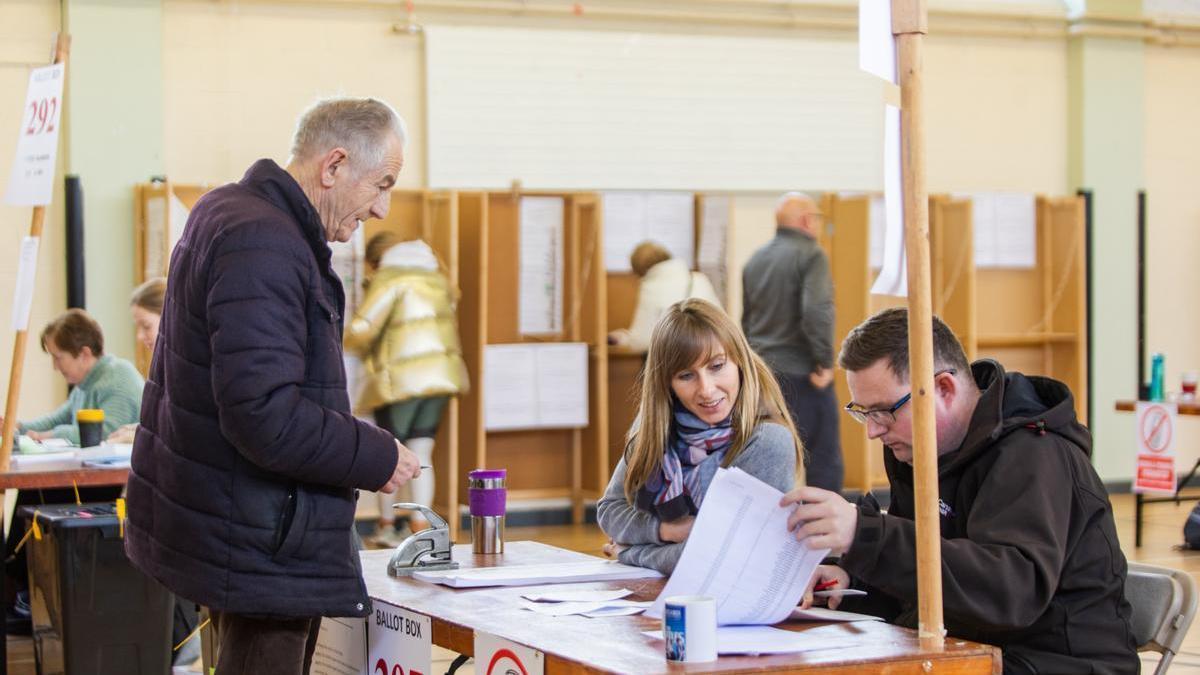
top-left (776, 191), bottom-right (816, 211)
top-left (290, 97), bottom-right (408, 172)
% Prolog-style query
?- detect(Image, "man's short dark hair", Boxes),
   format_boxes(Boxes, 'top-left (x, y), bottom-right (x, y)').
top-left (838, 307), bottom-right (969, 379)
top-left (40, 308), bottom-right (104, 357)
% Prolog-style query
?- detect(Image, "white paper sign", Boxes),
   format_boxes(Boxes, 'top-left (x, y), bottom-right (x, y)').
top-left (871, 105), bottom-right (906, 297)
top-left (519, 196), bottom-right (564, 335)
top-left (963, 192), bottom-right (1037, 268)
top-left (311, 617), bottom-right (367, 675)
top-left (474, 631), bottom-right (544, 675)
top-left (484, 343), bottom-right (589, 431)
top-left (859, 0), bottom-right (897, 84)
top-left (11, 236), bottom-right (40, 331)
top-left (368, 601), bottom-right (432, 675)
top-left (1135, 401), bottom-right (1177, 495)
top-left (6, 63), bottom-right (65, 206)
top-left (602, 191), bottom-right (694, 272)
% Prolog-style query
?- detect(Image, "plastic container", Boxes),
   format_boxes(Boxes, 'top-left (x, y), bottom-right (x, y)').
top-left (468, 469), bottom-right (506, 554)
top-left (21, 502), bottom-right (173, 675)
top-left (1150, 353), bottom-right (1166, 402)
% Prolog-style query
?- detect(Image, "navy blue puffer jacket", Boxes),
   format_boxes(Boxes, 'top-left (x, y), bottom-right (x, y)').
top-left (126, 159), bottom-right (398, 618)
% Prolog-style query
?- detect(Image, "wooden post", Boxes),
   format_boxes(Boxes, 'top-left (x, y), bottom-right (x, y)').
top-left (893, 0), bottom-right (944, 651)
top-left (0, 34), bottom-right (71, 473)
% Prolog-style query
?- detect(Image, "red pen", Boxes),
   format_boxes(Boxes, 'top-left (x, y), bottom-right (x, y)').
top-left (814, 579), bottom-right (838, 592)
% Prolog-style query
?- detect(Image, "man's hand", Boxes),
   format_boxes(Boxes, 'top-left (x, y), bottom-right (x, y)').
top-left (809, 366), bottom-right (834, 389)
top-left (780, 486), bottom-right (858, 555)
top-left (378, 440), bottom-right (421, 494)
top-left (658, 515), bottom-right (695, 543)
top-left (800, 564), bottom-right (851, 610)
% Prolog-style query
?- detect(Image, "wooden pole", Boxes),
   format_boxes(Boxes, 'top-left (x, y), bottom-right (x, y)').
top-left (0, 33), bottom-right (71, 473)
top-left (893, 0), bottom-right (944, 651)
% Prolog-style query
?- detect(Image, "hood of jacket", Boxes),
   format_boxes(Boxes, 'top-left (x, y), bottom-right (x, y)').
top-left (886, 359), bottom-right (1091, 481)
top-left (380, 239), bottom-right (439, 271)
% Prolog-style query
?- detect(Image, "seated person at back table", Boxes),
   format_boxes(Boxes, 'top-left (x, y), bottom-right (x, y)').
top-left (786, 308), bottom-right (1138, 674)
top-left (608, 240), bottom-right (721, 352)
top-left (597, 298), bottom-right (803, 574)
top-left (3, 308), bottom-right (143, 445)
top-left (108, 277), bottom-right (166, 444)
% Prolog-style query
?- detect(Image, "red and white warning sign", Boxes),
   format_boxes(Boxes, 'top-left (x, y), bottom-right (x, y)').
top-left (474, 631), bottom-right (544, 675)
top-left (1135, 401), bottom-right (1177, 494)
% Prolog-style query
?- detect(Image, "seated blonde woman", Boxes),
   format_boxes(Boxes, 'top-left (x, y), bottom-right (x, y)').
top-left (108, 277), bottom-right (166, 443)
top-left (597, 298), bottom-right (803, 574)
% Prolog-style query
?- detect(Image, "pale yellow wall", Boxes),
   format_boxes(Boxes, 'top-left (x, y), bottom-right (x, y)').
top-left (1145, 44), bottom-right (1200, 477)
top-left (0, 0), bottom-right (67, 424)
top-left (163, 0), bottom-right (426, 189)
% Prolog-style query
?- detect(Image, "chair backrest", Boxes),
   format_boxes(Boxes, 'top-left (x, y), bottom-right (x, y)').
top-left (1125, 562), bottom-right (1199, 675)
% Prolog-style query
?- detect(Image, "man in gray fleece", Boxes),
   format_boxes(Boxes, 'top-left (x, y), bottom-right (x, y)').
top-left (597, 422), bottom-right (797, 575)
top-left (741, 193), bottom-right (842, 492)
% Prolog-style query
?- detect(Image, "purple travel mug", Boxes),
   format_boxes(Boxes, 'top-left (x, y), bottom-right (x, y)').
top-left (468, 469), bottom-right (506, 554)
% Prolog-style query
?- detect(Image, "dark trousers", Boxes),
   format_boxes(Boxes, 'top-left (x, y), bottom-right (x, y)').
top-left (210, 610), bottom-right (321, 675)
top-left (775, 371), bottom-right (844, 493)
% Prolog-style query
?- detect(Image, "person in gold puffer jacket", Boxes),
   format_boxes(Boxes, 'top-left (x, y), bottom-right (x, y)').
top-left (345, 232), bottom-right (469, 542)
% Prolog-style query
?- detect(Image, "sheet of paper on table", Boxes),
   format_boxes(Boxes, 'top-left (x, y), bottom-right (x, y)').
top-left (642, 626), bottom-right (860, 655)
top-left (521, 588), bottom-right (633, 603)
top-left (519, 598), bottom-right (651, 617)
top-left (646, 467), bottom-right (829, 625)
top-left (413, 559), bottom-right (662, 588)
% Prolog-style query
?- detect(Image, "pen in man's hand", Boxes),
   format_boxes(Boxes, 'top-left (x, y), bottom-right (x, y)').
top-left (814, 579), bottom-right (839, 592)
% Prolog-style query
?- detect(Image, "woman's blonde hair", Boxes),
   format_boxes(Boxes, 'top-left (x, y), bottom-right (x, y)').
top-left (622, 298), bottom-right (804, 502)
top-left (130, 277), bottom-right (166, 315)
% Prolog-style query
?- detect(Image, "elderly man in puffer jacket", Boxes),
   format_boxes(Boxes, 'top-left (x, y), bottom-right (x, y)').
top-left (126, 98), bottom-right (422, 675)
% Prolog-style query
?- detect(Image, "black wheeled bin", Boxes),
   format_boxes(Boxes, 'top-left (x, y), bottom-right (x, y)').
top-left (20, 502), bottom-right (172, 675)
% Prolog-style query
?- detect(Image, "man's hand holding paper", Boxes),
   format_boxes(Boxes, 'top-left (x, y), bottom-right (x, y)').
top-left (780, 485), bottom-right (859, 554)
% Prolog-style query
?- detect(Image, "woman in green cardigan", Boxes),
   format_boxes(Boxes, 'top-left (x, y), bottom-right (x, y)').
top-left (1, 308), bottom-right (143, 445)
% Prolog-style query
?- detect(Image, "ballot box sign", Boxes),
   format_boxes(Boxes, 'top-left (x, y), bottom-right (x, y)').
top-left (6, 63), bottom-right (65, 207)
top-left (475, 631), bottom-right (544, 675)
top-left (368, 600), bottom-right (431, 675)
top-left (312, 617), bottom-right (368, 675)
top-left (1135, 402), bottom-right (1177, 494)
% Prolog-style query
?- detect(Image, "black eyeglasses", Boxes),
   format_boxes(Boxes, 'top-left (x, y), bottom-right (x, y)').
top-left (844, 369), bottom-right (956, 426)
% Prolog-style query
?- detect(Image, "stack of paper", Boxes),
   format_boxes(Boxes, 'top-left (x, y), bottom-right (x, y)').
top-left (642, 626), bottom-right (860, 656)
top-left (413, 560), bottom-right (662, 588)
top-left (519, 588), bottom-right (651, 618)
top-left (646, 467), bottom-right (830, 625)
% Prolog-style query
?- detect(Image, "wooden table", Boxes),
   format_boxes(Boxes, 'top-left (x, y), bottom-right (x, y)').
top-left (1115, 400), bottom-right (1200, 547)
top-left (362, 541), bottom-right (1001, 674)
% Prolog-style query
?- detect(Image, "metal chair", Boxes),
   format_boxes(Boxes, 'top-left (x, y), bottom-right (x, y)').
top-left (1126, 562), bottom-right (1199, 675)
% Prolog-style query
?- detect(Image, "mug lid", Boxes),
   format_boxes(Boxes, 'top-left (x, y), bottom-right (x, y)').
top-left (468, 469), bottom-right (507, 480)
top-left (76, 409), bottom-right (105, 422)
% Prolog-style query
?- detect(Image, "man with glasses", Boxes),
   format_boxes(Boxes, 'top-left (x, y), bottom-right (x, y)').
top-left (742, 192), bottom-right (842, 491)
top-left (781, 308), bottom-right (1137, 674)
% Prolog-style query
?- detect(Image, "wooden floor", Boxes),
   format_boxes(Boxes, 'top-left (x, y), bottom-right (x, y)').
top-left (9, 493), bottom-right (1200, 674)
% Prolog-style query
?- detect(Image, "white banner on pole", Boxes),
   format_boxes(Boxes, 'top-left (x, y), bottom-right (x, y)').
top-left (870, 104), bottom-right (906, 297)
top-left (859, 0), bottom-right (897, 84)
top-left (6, 63), bottom-right (65, 206)
top-left (11, 237), bottom-right (40, 331)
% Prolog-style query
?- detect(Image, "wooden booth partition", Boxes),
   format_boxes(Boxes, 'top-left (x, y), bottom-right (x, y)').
top-left (975, 196), bottom-right (1087, 423)
top-left (454, 192), bottom-right (606, 525)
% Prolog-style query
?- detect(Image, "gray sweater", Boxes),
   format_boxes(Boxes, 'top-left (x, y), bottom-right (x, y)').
top-left (597, 422), bottom-right (798, 575)
top-left (741, 228), bottom-right (834, 376)
top-left (19, 354), bottom-right (144, 445)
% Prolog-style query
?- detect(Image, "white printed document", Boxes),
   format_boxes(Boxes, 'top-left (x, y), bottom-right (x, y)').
top-left (413, 559), bottom-right (661, 588)
top-left (646, 468), bottom-right (829, 625)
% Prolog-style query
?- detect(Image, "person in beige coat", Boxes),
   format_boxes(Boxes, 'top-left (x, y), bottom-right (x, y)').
top-left (346, 231), bottom-right (469, 542)
top-left (608, 241), bottom-right (722, 352)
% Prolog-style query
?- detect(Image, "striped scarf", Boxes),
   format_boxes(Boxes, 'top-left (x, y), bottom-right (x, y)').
top-left (636, 403), bottom-right (734, 522)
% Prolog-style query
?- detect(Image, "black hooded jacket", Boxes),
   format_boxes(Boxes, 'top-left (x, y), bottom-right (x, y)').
top-left (839, 360), bottom-right (1138, 674)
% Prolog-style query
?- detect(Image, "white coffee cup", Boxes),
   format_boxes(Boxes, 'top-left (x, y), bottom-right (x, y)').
top-left (662, 595), bottom-right (717, 663)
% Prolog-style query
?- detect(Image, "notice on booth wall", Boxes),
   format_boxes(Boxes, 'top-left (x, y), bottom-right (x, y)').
top-left (368, 600), bottom-right (432, 675)
top-left (475, 631), bottom-right (544, 675)
top-left (311, 617), bottom-right (367, 675)
top-left (6, 63), bottom-right (65, 206)
top-left (11, 236), bottom-right (39, 331)
top-left (1135, 401), bottom-right (1178, 495)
